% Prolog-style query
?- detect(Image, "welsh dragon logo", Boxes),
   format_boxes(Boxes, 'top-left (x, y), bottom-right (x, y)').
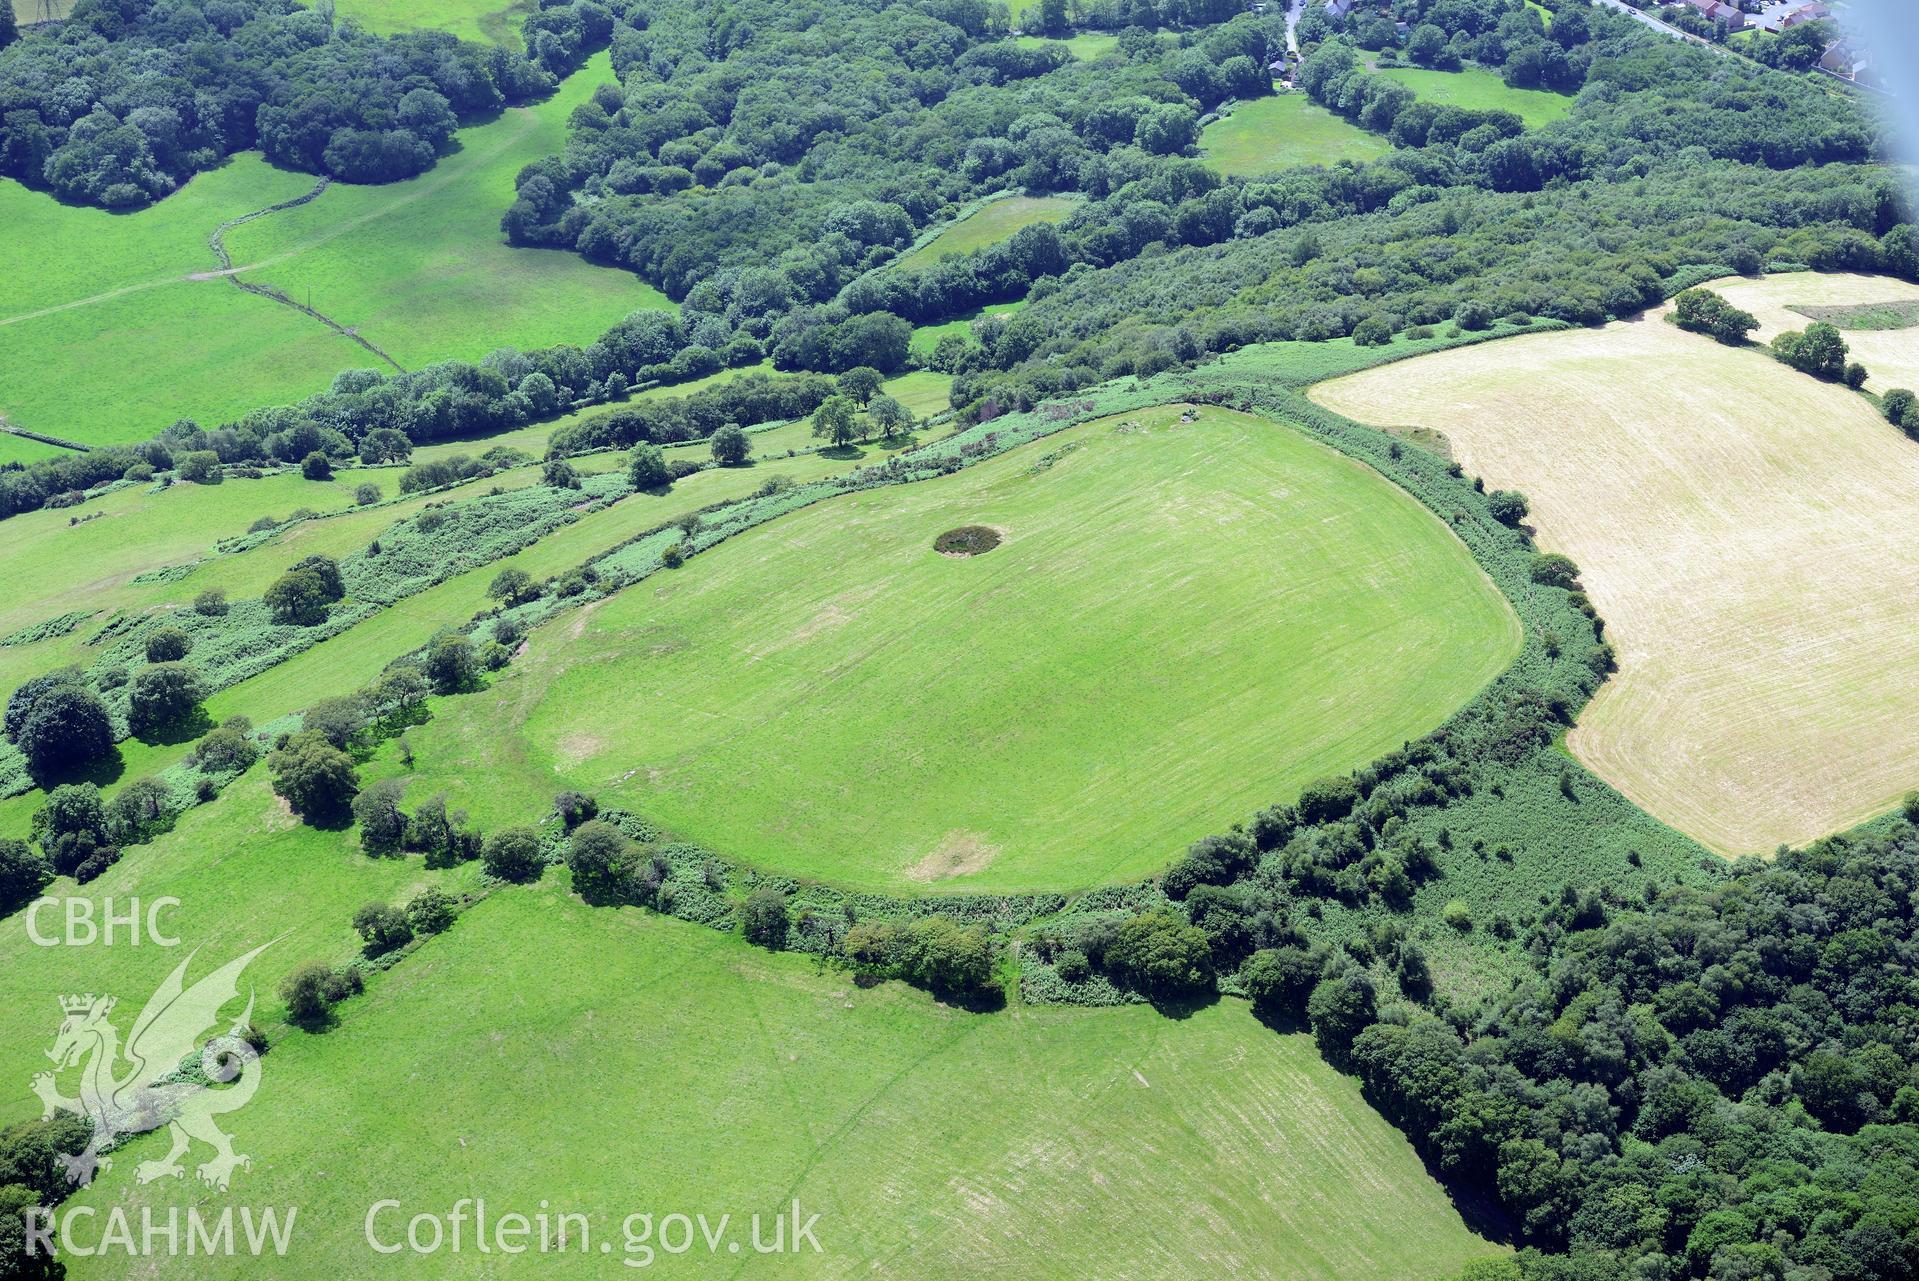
top-left (31, 944), bottom-right (271, 1191)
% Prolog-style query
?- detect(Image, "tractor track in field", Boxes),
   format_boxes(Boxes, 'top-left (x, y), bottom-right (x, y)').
top-left (206, 177), bottom-right (408, 374)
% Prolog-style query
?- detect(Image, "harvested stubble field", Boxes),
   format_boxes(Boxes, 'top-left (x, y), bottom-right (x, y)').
top-left (1703, 270), bottom-right (1919, 395)
top-left (1313, 310), bottom-right (1919, 854)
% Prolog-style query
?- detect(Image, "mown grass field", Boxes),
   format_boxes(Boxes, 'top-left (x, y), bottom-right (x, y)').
top-left (897, 196), bottom-right (1079, 270)
top-left (909, 302), bottom-right (1024, 359)
top-left (225, 52), bottom-right (667, 374)
top-left (1313, 311), bottom-right (1919, 854)
top-left (51, 875), bottom-right (1506, 1281)
top-left (1702, 270), bottom-right (1919, 395)
top-left (0, 56), bottom-right (659, 447)
top-left (1014, 31), bottom-right (1120, 59)
top-left (0, 157), bottom-right (368, 444)
top-left (0, 769), bottom-right (487, 1128)
top-left (1199, 94), bottom-right (1393, 177)
top-left (333, 0), bottom-right (534, 45)
top-left (396, 404), bottom-right (1519, 892)
top-left (1376, 66), bottom-right (1573, 128)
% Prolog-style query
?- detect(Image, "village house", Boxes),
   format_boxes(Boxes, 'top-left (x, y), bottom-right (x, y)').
top-left (1680, 0), bottom-right (1747, 29)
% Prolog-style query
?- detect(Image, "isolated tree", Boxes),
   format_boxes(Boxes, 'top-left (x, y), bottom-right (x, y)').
top-left (1529, 552), bottom-right (1582, 590)
top-left (563, 819), bottom-right (628, 901)
top-left (628, 443), bottom-right (671, 489)
top-left (813, 395), bottom-right (859, 447)
top-left (177, 451), bottom-right (222, 484)
top-left (354, 482), bottom-right (381, 505)
top-left (424, 634), bottom-right (477, 693)
top-left (194, 588), bottom-right (228, 616)
top-left (1772, 322), bottom-right (1847, 380)
top-left (266, 567), bottom-right (333, 625)
top-left (126, 663), bottom-right (205, 739)
top-left (359, 428), bottom-right (412, 464)
top-left (145, 626), bottom-right (190, 663)
top-left (868, 395), bottom-right (911, 440)
top-left (1486, 490), bottom-right (1529, 527)
top-left (351, 779), bottom-right (409, 856)
top-left (1672, 289), bottom-right (1757, 345)
top-left (0, 838), bottom-right (52, 917)
top-left (10, 679), bottom-right (113, 779)
top-left (1882, 389), bottom-right (1916, 424)
top-left (836, 366), bottom-right (884, 406)
top-left (710, 423), bottom-right (750, 466)
top-left (267, 730), bottom-right (360, 825)
top-left (482, 826), bottom-right (545, 882)
top-left (1109, 911), bottom-right (1213, 995)
top-left (352, 902), bottom-right (412, 956)
top-left (32, 783), bottom-right (116, 879)
top-left (740, 887), bottom-right (790, 949)
top-left (487, 567), bottom-right (539, 608)
top-left (542, 457), bottom-right (580, 489)
top-left (405, 887), bottom-right (455, 936)
top-left (301, 451), bottom-right (333, 481)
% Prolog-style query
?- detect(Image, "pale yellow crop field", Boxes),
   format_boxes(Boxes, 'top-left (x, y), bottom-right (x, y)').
top-left (1313, 310), bottom-right (1919, 855)
top-left (1705, 270), bottom-right (1919, 394)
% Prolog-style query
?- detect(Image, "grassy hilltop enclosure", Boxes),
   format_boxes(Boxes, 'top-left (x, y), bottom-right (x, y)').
top-left (50, 878), bottom-right (1507, 1281)
top-left (0, 54), bottom-right (657, 447)
top-left (1313, 311), bottom-right (1919, 855)
top-left (1200, 95), bottom-right (1394, 178)
top-left (331, 0), bottom-right (535, 45)
top-left (395, 404), bottom-right (1519, 893)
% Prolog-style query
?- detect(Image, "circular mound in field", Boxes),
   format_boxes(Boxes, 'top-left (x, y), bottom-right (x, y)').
top-left (934, 525), bottom-right (1001, 557)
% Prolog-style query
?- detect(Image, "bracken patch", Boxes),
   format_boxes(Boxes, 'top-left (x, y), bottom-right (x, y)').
top-left (934, 525), bottom-right (1001, 557)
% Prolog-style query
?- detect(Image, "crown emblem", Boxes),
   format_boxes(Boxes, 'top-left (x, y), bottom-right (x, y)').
top-left (60, 994), bottom-right (106, 1014)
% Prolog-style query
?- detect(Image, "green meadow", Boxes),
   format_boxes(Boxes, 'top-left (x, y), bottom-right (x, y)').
top-left (1376, 65), bottom-right (1574, 129)
top-left (50, 875), bottom-right (1506, 1281)
top-left (0, 54), bottom-right (660, 447)
top-left (909, 302), bottom-right (1025, 359)
top-left (332, 0), bottom-right (534, 45)
top-left (1200, 94), bottom-right (1393, 177)
top-left (225, 51), bottom-right (668, 373)
top-left (1014, 31), bottom-right (1120, 60)
top-left (897, 195), bottom-right (1079, 270)
top-left (396, 404), bottom-right (1520, 893)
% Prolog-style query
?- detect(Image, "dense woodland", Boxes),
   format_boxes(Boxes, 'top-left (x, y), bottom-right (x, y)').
top-left (0, 0), bottom-right (607, 206)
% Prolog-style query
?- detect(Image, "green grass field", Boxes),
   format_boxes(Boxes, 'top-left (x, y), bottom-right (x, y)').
top-left (897, 196), bottom-right (1079, 270)
top-left (0, 55), bottom-right (661, 447)
top-left (1014, 31), bottom-right (1120, 59)
top-left (1376, 66), bottom-right (1573, 129)
top-left (1199, 95), bottom-right (1393, 177)
top-left (394, 404), bottom-right (1519, 892)
top-left (909, 302), bottom-right (1025, 359)
top-left (333, 0), bottom-right (534, 45)
top-left (45, 874), bottom-right (1505, 1281)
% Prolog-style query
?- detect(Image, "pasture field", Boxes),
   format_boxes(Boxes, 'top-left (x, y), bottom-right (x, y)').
top-left (897, 196), bottom-right (1079, 269)
top-left (0, 769), bottom-right (486, 1129)
top-left (1701, 270), bottom-right (1919, 394)
top-left (1014, 31), bottom-right (1120, 59)
top-left (1199, 94), bottom-right (1394, 177)
top-left (1375, 66), bottom-right (1573, 128)
top-left (1313, 312), bottom-right (1919, 854)
top-left (395, 404), bottom-right (1519, 893)
top-left (0, 157), bottom-right (367, 444)
top-left (53, 876), bottom-right (1507, 1281)
top-left (909, 301), bottom-right (1025, 358)
top-left (879, 370), bottom-right (955, 418)
top-left (333, 0), bottom-right (533, 44)
top-left (224, 52), bottom-right (668, 373)
top-left (0, 56), bottom-right (659, 447)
